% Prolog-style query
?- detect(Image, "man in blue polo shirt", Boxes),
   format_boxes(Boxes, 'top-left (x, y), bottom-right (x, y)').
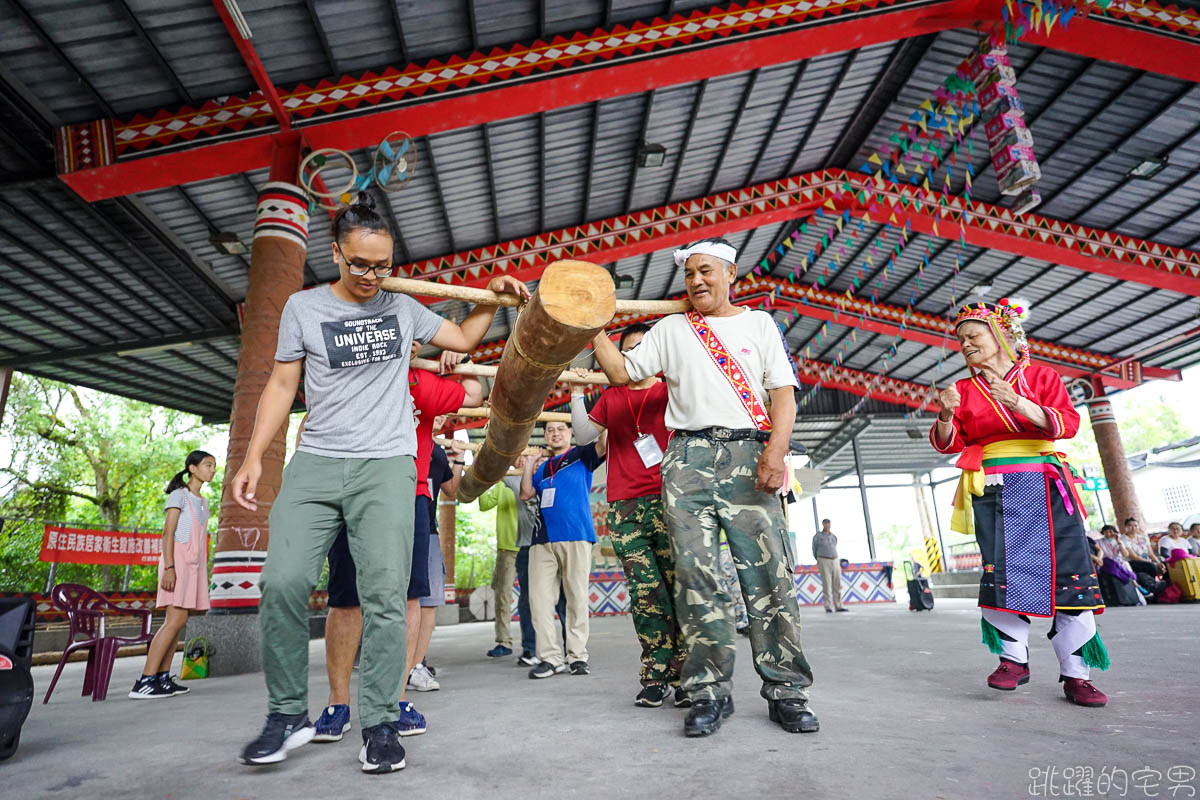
top-left (520, 421), bottom-right (606, 679)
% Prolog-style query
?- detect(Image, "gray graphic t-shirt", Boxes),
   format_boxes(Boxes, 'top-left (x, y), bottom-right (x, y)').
top-left (276, 285), bottom-right (443, 458)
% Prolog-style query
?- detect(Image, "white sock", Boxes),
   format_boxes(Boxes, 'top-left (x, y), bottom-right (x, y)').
top-left (1049, 611), bottom-right (1095, 680)
top-left (982, 607), bottom-right (1029, 664)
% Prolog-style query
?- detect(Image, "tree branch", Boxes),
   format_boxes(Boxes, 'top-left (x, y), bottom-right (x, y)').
top-left (0, 466), bottom-right (99, 505)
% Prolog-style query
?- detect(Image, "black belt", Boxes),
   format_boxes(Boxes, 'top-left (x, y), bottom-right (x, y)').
top-left (674, 427), bottom-right (808, 454)
top-left (675, 427), bottom-right (770, 443)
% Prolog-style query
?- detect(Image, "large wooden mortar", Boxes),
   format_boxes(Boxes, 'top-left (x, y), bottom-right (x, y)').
top-left (456, 260), bottom-right (615, 502)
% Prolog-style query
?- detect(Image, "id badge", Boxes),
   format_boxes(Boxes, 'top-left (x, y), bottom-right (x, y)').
top-left (633, 434), bottom-right (664, 468)
top-left (541, 487), bottom-right (556, 508)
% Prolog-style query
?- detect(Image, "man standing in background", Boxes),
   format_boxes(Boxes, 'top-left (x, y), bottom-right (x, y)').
top-left (812, 519), bottom-right (846, 614)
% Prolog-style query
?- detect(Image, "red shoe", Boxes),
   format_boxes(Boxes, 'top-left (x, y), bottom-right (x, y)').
top-left (1062, 677), bottom-right (1107, 707)
top-left (987, 660), bottom-right (1030, 691)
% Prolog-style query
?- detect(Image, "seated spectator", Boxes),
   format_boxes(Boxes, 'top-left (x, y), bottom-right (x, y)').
top-left (1120, 517), bottom-right (1165, 583)
top-left (1188, 523), bottom-right (1200, 557)
top-left (1096, 525), bottom-right (1142, 607)
top-left (1087, 532), bottom-right (1104, 570)
top-left (1158, 522), bottom-right (1195, 562)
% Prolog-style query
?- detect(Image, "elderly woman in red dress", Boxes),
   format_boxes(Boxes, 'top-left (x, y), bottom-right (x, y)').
top-left (931, 299), bottom-right (1109, 708)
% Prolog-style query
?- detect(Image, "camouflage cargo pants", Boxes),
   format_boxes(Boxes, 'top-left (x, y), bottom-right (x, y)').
top-left (663, 435), bottom-right (813, 702)
top-left (607, 494), bottom-right (686, 686)
top-left (718, 536), bottom-right (749, 630)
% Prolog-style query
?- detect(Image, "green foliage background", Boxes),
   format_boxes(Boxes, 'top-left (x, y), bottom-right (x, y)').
top-left (1, 374), bottom-right (221, 593)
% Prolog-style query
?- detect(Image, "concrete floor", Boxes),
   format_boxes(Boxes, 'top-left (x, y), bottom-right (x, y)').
top-left (8, 599), bottom-right (1198, 800)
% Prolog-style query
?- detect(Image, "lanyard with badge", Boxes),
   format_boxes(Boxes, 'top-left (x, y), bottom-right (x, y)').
top-left (541, 453), bottom-right (563, 509)
top-left (626, 387), bottom-right (663, 468)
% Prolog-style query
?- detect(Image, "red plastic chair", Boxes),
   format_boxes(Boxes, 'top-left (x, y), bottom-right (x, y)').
top-left (42, 584), bottom-right (154, 703)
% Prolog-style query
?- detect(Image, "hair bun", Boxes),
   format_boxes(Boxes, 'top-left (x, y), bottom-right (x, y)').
top-left (354, 190), bottom-right (375, 210)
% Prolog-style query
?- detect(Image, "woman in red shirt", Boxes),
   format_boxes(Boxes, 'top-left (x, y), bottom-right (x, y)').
top-left (571, 323), bottom-right (687, 710)
top-left (931, 299), bottom-right (1109, 707)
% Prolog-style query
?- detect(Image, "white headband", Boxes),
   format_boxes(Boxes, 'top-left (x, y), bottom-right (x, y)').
top-left (673, 241), bottom-right (738, 268)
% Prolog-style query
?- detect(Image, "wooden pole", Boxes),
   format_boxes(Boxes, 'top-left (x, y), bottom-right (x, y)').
top-left (410, 358), bottom-right (610, 386)
top-left (455, 260), bottom-right (615, 502)
top-left (382, 276), bottom-right (686, 316)
top-left (452, 407), bottom-right (571, 423)
top-left (434, 437), bottom-right (542, 457)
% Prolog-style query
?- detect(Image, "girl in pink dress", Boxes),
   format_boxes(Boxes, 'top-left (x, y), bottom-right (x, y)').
top-left (129, 450), bottom-right (217, 699)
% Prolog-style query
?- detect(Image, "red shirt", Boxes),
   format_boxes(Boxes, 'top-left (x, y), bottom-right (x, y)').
top-left (589, 381), bottom-right (669, 502)
top-left (928, 362), bottom-right (1080, 454)
top-left (411, 369), bottom-right (467, 498)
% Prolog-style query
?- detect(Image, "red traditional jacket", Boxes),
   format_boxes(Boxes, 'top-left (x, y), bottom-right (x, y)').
top-left (928, 363), bottom-right (1080, 456)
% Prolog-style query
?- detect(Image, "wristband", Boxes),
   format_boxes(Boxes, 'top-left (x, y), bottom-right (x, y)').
top-left (164, 565), bottom-right (175, 570)
top-left (452, 460), bottom-right (465, 465)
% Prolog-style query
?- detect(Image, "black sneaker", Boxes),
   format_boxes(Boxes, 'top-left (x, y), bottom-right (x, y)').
top-left (359, 722), bottom-right (406, 774)
top-left (160, 673), bottom-right (190, 695)
top-left (238, 712), bottom-right (315, 765)
top-left (128, 675), bottom-right (173, 699)
top-left (635, 684), bottom-right (670, 708)
top-left (569, 661), bottom-right (590, 676)
top-left (529, 661), bottom-right (567, 679)
top-left (517, 653), bottom-right (539, 667)
top-left (673, 687), bottom-right (692, 708)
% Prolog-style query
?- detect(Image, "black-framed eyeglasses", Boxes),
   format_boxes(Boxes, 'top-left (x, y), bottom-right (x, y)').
top-left (336, 244), bottom-right (396, 278)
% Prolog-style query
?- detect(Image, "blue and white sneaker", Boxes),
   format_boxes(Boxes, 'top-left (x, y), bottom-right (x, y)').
top-left (395, 701), bottom-right (427, 737)
top-left (312, 704), bottom-right (351, 742)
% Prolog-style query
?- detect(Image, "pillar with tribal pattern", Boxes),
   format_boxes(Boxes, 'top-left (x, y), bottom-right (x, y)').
top-left (1086, 377), bottom-right (1144, 530)
top-left (211, 182), bottom-right (309, 611)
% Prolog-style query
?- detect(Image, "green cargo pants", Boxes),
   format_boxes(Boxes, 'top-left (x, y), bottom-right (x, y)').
top-left (607, 494), bottom-right (686, 686)
top-left (261, 451), bottom-right (415, 728)
top-left (662, 435), bottom-right (814, 702)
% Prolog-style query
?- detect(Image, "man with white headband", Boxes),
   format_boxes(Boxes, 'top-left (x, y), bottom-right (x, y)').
top-left (590, 237), bottom-right (817, 738)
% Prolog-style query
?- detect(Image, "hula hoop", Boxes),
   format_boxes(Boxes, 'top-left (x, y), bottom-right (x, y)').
top-left (373, 131), bottom-right (417, 191)
top-left (299, 147), bottom-right (359, 200)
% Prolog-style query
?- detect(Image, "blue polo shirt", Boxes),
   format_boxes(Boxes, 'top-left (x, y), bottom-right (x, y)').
top-left (531, 444), bottom-right (604, 544)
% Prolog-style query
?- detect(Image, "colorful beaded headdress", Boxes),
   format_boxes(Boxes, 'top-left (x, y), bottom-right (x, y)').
top-left (954, 297), bottom-right (1031, 368)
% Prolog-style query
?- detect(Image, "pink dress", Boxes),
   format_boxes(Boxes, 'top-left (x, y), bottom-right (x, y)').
top-left (155, 490), bottom-right (211, 611)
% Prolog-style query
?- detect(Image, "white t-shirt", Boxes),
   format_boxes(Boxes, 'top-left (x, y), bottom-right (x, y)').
top-left (165, 488), bottom-right (209, 544)
top-left (623, 309), bottom-right (798, 431)
top-left (1159, 534), bottom-right (1191, 557)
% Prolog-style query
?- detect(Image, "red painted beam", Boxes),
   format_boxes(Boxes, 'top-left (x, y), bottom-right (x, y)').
top-left (733, 275), bottom-right (1180, 386)
top-left (796, 359), bottom-right (938, 411)
top-left (383, 169), bottom-right (1200, 298)
top-left (56, 0), bottom-right (1200, 201)
top-left (57, 0), bottom-right (979, 201)
top-left (827, 172), bottom-right (1200, 296)
top-left (211, 0), bottom-right (292, 129)
top-left (1020, 5), bottom-right (1200, 84)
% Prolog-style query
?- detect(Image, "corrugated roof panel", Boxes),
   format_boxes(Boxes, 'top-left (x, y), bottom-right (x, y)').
top-left (583, 95), bottom-right (647, 222)
top-left (396, 0), bottom-right (474, 61)
top-left (792, 43), bottom-right (899, 172)
top-left (706, 62), bottom-right (807, 195)
top-left (542, 0), bottom-right (604, 37)
top-left (541, 105), bottom-right (593, 231)
top-left (429, 128), bottom-right (496, 252)
top-left (127, 0), bottom-right (251, 101)
top-left (0, 2), bottom-right (108, 123)
top-left (473, 0), bottom-right (540, 49)
top-left (235, 0), bottom-right (335, 86)
top-left (490, 114), bottom-right (549, 239)
top-left (628, 83), bottom-right (705, 212)
top-left (667, 71), bottom-right (757, 203)
top-left (311, 0), bottom-right (405, 78)
top-left (748, 52), bottom-right (856, 182)
top-left (384, 137), bottom-right (455, 260)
